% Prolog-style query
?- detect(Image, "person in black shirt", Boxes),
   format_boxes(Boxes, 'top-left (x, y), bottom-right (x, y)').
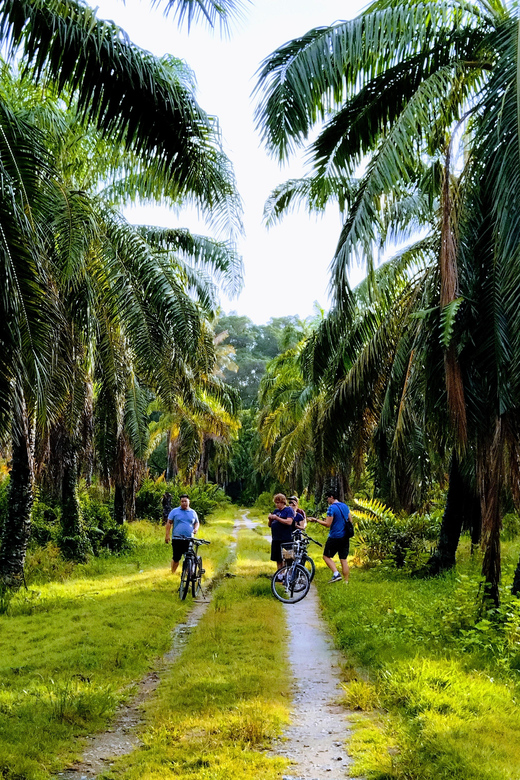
top-left (267, 493), bottom-right (296, 572)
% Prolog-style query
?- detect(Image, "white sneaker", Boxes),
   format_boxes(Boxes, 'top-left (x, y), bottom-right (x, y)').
top-left (328, 573), bottom-right (342, 583)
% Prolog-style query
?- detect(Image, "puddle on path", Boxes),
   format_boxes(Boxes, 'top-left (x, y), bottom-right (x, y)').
top-left (271, 585), bottom-right (354, 780)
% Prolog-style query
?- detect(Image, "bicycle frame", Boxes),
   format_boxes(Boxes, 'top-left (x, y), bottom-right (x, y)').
top-left (171, 536), bottom-right (210, 600)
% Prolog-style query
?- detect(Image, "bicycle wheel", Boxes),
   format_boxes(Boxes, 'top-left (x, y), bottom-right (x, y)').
top-left (271, 563), bottom-right (310, 604)
top-left (302, 553), bottom-right (315, 582)
top-left (179, 557), bottom-right (190, 600)
top-left (191, 556), bottom-right (203, 598)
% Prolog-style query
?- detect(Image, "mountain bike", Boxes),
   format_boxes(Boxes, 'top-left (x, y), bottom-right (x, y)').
top-left (172, 536), bottom-right (210, 600)
top-left (271, 529), bottom-right (323, 603)
top-left (271, 555), bottom-right (310, 604)
top-left (291, 528), bottom-right (322, 582)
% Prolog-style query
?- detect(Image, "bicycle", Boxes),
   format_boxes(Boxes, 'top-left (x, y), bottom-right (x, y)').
top-left (291, 528), bottom-right (322, 582)
top-left (270, 529), bottom-right (316, 603)
top-left (171, 536), bottom-right (210, 600)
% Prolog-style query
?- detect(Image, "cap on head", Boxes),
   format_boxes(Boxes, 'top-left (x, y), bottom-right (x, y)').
top-left (289, 496), bottom-right (298, 502)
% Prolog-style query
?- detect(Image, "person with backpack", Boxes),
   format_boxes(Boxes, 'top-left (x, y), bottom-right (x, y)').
top-left (308, 489), bottom-right (353, 583)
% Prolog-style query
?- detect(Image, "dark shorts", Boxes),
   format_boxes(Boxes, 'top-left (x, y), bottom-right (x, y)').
top-left (324, 535), bottom-right (349, 560)
top-left (172, 539), bottom-right (190, 563)
top-left (271, 540), bottom-right (288, 563)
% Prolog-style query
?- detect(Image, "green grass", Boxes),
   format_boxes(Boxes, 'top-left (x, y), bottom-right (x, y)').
top-left (312, 533), bottom-right (520, 780)
top-left (0, 515), bottom-right (234, 780)
top-left (96, 518), bottom-right (291, 780)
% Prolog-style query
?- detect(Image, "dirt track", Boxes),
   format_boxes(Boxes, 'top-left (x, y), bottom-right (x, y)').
top-left (56, 513), bottom-right (354, 780)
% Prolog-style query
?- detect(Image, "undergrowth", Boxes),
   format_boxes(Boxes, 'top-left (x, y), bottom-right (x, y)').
top-left (314, 533), bottom-right (520, 780)
top-left (0, 515), bottom-right (234, 780)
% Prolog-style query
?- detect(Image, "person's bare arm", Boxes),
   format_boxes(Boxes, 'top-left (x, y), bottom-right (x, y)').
top-left (308, 515), bottom-right (333, 528)
top-left (165, 519), bottom-right (172, 543)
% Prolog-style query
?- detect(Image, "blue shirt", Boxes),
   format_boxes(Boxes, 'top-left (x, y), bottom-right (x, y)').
top-left (326, 502), bottom-right (350, 539)
top-left (168, 506), bottom-right (198, 538)
top-left (271, 506), bottom-right (296, 542)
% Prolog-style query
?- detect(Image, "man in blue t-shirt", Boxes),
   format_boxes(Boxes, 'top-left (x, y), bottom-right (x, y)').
top-left (309, 489), bottom-right (350, 583)
top-left (164, 494), bottom-right (199, 573)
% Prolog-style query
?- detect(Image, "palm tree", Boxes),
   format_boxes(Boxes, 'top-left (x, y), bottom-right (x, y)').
top-left (255, 0), bottom-right (520, 603)
top-left (0, 0), bottom-right (245, 578)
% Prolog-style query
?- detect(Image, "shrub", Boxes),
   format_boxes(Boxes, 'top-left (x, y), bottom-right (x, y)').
top-left (30, 498), bottom-right (61, 547)
top-left (135, 478), bottom-right (229, 524)
top-left (254, 491), bottom-right (276, 515)
top-left (24, 543), bottom-right (75, 584)
top-left (80, 492), bottom-right (135, 554)
top-left (502, 513), bottom-right (520, 541)
top-left (353, 498), bottom-right (441, 569)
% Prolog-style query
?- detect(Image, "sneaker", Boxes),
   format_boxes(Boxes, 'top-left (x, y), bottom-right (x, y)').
top-left (328, 573), bottom-right (342, 583)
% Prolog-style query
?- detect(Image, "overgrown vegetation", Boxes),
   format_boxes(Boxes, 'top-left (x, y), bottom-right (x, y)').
top-left (135, 478), bottom-right (229, 524)
top-left (0, 511), bottom-right (235, 779)
top-left (314, 534), bottom-right (520, 780)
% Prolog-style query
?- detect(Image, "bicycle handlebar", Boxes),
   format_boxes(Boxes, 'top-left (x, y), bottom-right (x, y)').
top-left (292, 530), bottom-right (323, 547)
top-left (170, 535), bottom-right (211, 545)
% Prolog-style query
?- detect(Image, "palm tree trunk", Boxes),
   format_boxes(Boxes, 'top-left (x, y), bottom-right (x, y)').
top-left (167, 431), bottom-right (179, 480)
top-left (427, 454), bottom-right (465, 574)
top-left (479, 418), bottom-right (504, 606)
top-left (0, 390), bottom-right (34, 589)
top-left (59, 437), bottom-right (90, 561)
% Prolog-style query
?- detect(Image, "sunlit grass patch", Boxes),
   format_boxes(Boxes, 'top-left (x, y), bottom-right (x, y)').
top-left (315, 537), bottom-right (520, 780)
top-left (101, 523), bottom-right (291, 780)
top-left (0, 515), bottom-right (234, 780)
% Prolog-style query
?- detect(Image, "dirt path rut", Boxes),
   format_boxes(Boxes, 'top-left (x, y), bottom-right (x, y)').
top-left (272, 584), bottom-right (354, 780)
top-left (56, 513), bottom-right (355, 780)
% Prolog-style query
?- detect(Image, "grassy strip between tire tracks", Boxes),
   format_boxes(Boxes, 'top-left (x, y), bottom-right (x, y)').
top-left (97, 520), bottom-right (291, 780)
top-left (0, 510), bottom-right (236, 780)
top-left (309, 525), bottom-right (520, 780)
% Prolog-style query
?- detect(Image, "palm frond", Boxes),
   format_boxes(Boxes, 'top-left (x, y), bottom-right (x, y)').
top-left (0, 0), bottom-right (242, 221)
top-left (263, 175), bottom-right (354, 226)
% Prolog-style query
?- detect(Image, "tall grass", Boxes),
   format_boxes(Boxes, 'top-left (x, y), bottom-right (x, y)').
top-left (313, 533), bottom-right (520, 780)
top-left (0, 516), bottom-right (234, 780)
top-left (94, 519), bottom-right (291, 780)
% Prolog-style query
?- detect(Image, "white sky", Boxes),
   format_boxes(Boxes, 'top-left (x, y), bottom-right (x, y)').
top-left (94, 0), bottom-right (369, 324)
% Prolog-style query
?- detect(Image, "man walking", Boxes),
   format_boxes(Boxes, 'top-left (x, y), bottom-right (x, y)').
top-left (164, 494), bottom-right (199, 574)
top-left (309, 489), bottom-right (351, 583)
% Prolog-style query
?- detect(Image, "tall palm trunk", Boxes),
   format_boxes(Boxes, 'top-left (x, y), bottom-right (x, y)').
top-left (427, 454), bottom-right (468, 573)
top-left (166, 430), bottom-right (180, 480)
top-left (479, 417), bottom-right (504, 606)
top-left (0, 388), bottom-right (34, 589)
top-left (59, 435), bottom-right (91, 561)
top-left (113, 432), bottom-right (140, 524)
